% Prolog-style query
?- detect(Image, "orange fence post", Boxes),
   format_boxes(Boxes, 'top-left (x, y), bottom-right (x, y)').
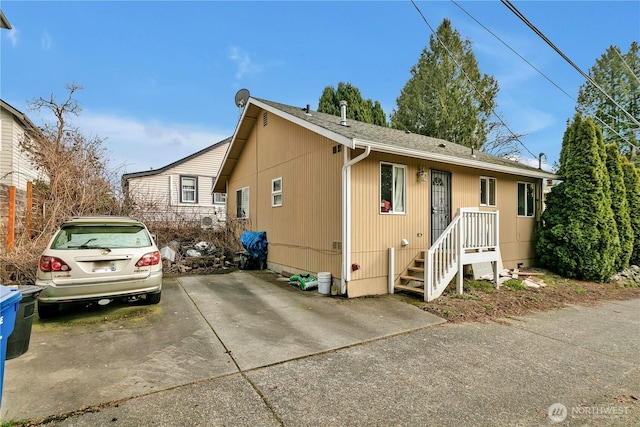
top-left (26, 181), bottom-right (33, 237)
top-left (8, 185), bottom-right (16, 251)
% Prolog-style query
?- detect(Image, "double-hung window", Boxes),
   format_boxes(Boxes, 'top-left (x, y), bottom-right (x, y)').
top-left (213, 193), bottom-right (226, 204)
top-left (380, 162), bottom-right (407, 214)
top-left (236, 187), bottom-right (249, 219)
top-left (212, 177), bottom-right (226, 204)
top-left (272, 177), bottom-right (282, 207)
top-left (480, 176), bottom-right (496, 207)
top-left (517, 182), bottom-right (535, 217)
top-left (180, 176), bottom-right (197, 203)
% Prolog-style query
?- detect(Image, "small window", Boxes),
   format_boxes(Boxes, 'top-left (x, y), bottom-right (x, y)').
top-left (518, 182), bottom-right (535, 217)
top-left (180, 176), bottom-right (198, 203)
top-left (236, 187), bottom-right (249, 219)
top-left (272, 177), bottom-right (282, 207)
top-left (480, 177), bottom-right (496, 207)
top-left (380, 162), bottom-right (407, 214)
top-left (213, 193), bottom-right (226, 204)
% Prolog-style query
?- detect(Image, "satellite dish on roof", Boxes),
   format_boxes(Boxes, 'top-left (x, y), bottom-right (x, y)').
top-left (235, 88), bottom-right (250, 108)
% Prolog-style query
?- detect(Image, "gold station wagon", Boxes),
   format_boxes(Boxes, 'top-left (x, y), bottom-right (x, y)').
top-left (35, 216), bottom-right (163, 319)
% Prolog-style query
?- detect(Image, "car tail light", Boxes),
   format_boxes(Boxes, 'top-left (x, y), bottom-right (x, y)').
top-left (135, 251), bottom-right (161, 267)
top-left (39, 256), bottom-right (72, 272)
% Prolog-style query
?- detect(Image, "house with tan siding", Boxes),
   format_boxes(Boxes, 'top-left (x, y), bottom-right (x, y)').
top-left (122, 137), bottom-right (230, 228)
top-left (213, 96), bottom-right (557, 300)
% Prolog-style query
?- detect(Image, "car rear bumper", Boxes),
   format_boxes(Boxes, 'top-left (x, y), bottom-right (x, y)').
top-left (36, 270), bottom-right (163, 303)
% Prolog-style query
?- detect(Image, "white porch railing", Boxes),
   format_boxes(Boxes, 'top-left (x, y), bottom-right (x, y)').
top-left (425, 208), bottom-right (499, 302)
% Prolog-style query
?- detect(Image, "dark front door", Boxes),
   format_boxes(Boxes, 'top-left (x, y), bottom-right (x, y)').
top-left (431, 170), bottom-right (452, 244)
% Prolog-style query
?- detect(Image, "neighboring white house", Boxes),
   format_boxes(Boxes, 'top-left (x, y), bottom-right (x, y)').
top-left (1, 99), bottom-right (46, 250)
top-left (122, 137), bottom-right (230, 228)
top-left (1, 100), bottom-right (43, 192)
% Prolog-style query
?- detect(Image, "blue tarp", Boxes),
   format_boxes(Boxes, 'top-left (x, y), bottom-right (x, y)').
top-left (240, 231), bottom-right (268, 262)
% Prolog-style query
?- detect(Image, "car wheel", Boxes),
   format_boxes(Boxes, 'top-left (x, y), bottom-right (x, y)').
top-left (37, 301), bottom-right (60, 319)
top-left (145, 291), bottom-right (161, 305)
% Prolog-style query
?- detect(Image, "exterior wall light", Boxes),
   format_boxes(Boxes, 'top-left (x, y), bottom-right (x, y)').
top-left (417, 167), bottom-right (428, 182)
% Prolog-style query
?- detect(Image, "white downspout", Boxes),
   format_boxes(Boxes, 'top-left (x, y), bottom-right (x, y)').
top-left (341, 145), bottom-right (371, 295)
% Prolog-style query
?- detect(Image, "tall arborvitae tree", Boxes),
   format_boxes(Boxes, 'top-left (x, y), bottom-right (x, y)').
top-left (318, 82), bottom-right (387, 126)
top-left (390, 19), bottom-right (521, 157)
top-left (576, 42), bottom-right (640, 161)
top-left (537, 114), bottom-right (620, 281)
top-left (622, 159), bottom-right (640, 265)
top-left (605, 143), bottom-right (633, 271)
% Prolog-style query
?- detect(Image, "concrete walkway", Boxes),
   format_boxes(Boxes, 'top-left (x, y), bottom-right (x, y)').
top-left (2, 271), bottom-right (638, 426)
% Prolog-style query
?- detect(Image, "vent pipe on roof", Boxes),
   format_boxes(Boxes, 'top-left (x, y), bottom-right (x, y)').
top-left (339, 100), bottom-right (347, 126)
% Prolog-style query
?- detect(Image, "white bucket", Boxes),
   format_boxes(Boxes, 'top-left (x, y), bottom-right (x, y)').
top-left (318, 272), bottom-right (331, 295)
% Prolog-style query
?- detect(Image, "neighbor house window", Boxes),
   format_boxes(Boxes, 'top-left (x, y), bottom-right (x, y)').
top-left (180, 176), bottom-right (198, 203)
top-left (213, 193), bottom-right (226, 204)
top-left (380, 162), bottom-right (407, 214)
top-left (236, 187), bottom-right (249, 219)
top-left (272, 177), bottom-right (282, 207)
top-left (480, 176), bottom-right (496, 207)
top-left (517, 182), bottom-right (535, 217)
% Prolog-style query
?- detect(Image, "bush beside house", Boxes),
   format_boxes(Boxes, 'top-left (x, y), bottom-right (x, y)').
top-left (537, 114), bottom-right (622, 282)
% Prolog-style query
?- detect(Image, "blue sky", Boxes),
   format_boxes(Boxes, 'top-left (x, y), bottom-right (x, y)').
top-left (1, 1), bottom-right (638, 174)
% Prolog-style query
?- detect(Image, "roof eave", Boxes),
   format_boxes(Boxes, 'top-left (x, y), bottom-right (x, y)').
top-left (0, 11), bottom-right (12, 30)
top-left (213, 97), bottom-right (358, 193)
top-left (354, 139), bottom-right (558, 180)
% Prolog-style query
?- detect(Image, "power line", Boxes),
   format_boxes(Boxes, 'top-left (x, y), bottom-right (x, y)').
top-left (409, 0), bottom-right (539, 160)
top-left (451, 0), bottom-right (639, 152)
top-left (613, 46), bottom-right (640, 86)
top-left (500, 0), bottom-right (640, 129)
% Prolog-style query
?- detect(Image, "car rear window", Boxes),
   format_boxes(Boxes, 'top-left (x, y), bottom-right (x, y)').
top-left (51, 224), bottom-right (153, 249)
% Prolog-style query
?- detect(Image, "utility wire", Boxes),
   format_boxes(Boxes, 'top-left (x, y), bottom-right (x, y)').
top-left (500, 0), bottom-right (640, 129)
top-left (409, 0), bottom-right (539, 160)
top-left (613, 46), bottom-right (640, 86)
top-left (452, 0), bottom-right (639, 151)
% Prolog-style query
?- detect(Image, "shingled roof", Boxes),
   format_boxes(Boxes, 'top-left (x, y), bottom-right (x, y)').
top-left (255, 98), bottom-right (556, 178)
top-left (214, 97), bottom-right (556, 193)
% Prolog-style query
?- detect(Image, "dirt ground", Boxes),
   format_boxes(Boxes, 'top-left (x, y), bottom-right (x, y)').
top-left (248, 268), bottom-right (640, 324)
top-left (420, 268), bottom-right (640, 323)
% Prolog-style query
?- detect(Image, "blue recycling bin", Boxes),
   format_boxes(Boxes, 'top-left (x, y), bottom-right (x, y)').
top-left (0, 286), bottom-right (22, 405)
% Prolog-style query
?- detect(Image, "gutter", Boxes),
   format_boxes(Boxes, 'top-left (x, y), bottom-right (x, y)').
top-left (341, 144), bottom-right (371, 295)
top-left (355, 139), bottom-right (558, 180)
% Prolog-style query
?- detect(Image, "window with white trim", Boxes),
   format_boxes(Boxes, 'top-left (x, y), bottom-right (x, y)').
top-left (213, 193), bottom-right (226, 204)
top-left (180, 176), bottom-right (197, 203)
top-left (380, 162), bottom-right (407, 214)
top-left (517, 182), bottom-right (535, 217)
top-left (480, 176), bottom-right (496, 207)
top-left (271, 177), bottom-right (282, 207)
top-left (236, 187), bottom-right (249, 219)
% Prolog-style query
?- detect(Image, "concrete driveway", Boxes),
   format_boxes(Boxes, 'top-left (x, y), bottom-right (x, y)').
top-left (1, 270), bottom-right (444, 421)
top-left (2, 271), bottom-right (639, 426)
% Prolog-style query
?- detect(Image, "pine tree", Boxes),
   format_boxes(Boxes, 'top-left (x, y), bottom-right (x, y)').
top-left (605, 143), bottom-right (633, 271)
top-left (577, 42), bottom-right (640, 160)
top-left (390, 19), bottom-right (515, 155)
top-left (622, 159), bottom-right (640, 265)
top-left (536, 114), bottom-right (620, 281)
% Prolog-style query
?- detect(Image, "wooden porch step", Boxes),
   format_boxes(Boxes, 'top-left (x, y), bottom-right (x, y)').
top-left (400, 275), bottom-right (424, 282)
top-left (394, 284), bottom-right (425, 295)
top-left (408, 266), bottom-right (424, 272)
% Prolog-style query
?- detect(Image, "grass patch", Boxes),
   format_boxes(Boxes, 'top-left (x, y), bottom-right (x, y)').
top-left (503, 280), bottom-right (525, 291)
top-left (464, 280), bottom-right (497, 293)
top-left (575, 287), bottom-right (587, 295)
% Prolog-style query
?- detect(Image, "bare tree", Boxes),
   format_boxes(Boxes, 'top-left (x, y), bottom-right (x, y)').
top-left (0, 84), bottom-right (124, 284)
top-left (22, 83), bottom-right (124, 236)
